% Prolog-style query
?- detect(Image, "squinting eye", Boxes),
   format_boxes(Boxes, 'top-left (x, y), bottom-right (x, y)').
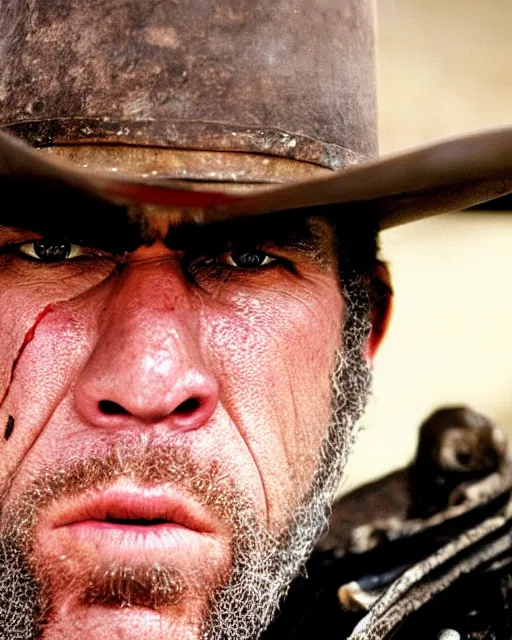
top-left (225, 250), bottom-right (275, 269)
top-left (19, 240), bottom-right (84, 263)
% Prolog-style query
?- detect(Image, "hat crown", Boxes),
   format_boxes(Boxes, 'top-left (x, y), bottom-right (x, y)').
top-left (0, 0), bottom-right (377, 170)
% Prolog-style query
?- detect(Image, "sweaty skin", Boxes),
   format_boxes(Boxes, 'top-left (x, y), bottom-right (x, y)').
top-left (0, 215), bottom-right (384, 639)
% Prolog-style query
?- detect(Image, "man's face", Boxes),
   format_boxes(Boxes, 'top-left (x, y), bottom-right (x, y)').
top-left (0, 210), bottom-right (371, 639)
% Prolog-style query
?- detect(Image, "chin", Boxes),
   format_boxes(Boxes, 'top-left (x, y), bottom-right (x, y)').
top-left (40, 603), bottom-right (205, 640)
top-left (32, 531), bottom-right (230, 640)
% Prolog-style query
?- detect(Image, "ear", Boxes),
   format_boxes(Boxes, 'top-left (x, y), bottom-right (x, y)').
top-left (364, 261), bottom-right (393, 365)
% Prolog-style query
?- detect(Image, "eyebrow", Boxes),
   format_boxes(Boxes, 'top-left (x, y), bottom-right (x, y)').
top-left (163, 211), bottom-right (331, 254)
top-left (0, 176), bottom-right (144, 253)
top-left (0, 177), bottom-right (335, 263)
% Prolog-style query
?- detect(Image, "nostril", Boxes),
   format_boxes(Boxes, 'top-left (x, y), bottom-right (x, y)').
top-left (173, 397), bottom-right (201, 416)
top-left (98, 400), bottom-right (130, 416)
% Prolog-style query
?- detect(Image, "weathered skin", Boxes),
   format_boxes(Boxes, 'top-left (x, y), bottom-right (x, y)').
top-left (0, 216), bottom-right (383, 638)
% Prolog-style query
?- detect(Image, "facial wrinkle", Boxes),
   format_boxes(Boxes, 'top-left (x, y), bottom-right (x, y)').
top-left (281, 359), bottom-right (302, 473)
top-left (0, 304), bottom-right (53, 408)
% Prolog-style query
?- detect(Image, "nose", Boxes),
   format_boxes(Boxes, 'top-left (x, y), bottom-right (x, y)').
top-left (74, 257), bottom-right (219, 433)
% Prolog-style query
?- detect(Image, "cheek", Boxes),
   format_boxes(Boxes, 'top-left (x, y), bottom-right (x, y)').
top-left (0, 264), bottom-right (115, 403)
top-left (0, 293), bottom-right (99, 486)
top-left (200, 279), bottom-right (343, 522)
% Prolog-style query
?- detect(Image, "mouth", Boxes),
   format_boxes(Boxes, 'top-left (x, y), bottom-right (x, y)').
top-left (49, 483), bottom-right (223, 559)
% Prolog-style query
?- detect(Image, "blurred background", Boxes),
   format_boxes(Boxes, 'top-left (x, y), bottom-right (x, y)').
top-left (342, 0), bottom-right (512, 493)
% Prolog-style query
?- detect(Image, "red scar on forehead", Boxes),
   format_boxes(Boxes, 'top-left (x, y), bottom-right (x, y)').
top-left (0, 304), bottom-right (53, 407)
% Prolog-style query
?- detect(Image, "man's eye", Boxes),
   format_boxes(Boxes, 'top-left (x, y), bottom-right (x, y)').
top-left (224, 250), bottom-right (275, 269)
top-left (18, 240), bottom-right (84, 263)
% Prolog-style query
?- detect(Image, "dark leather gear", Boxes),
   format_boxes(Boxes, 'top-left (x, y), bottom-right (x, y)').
top-left (264, 407), bottom-right (512, 640)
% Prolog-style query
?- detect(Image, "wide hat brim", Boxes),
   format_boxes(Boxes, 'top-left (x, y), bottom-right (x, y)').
top-left (2, 127), bottom-right (512, 231)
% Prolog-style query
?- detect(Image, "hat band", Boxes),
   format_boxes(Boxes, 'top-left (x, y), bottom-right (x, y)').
top-left (39, 145), bottom-right (331, 186)
top-left (7, 118), bottom-right (367, 171)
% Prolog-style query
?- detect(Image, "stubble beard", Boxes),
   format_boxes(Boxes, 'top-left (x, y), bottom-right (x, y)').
top-left (0, 278), bottom-right (372, 640)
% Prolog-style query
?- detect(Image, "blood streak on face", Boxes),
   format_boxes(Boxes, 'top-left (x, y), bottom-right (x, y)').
top-left (0, 304), bottom-right (53, 407)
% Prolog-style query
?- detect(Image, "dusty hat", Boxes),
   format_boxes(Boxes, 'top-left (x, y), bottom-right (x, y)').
top-left (1, 0), bottom-right (512, 229)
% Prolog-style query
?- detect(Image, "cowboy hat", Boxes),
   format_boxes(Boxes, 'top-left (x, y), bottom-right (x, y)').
top-left (1, 0), bottom-right (511, 228)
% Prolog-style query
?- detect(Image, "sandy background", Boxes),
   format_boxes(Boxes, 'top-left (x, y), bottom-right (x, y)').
top-left (342, 0), bottom-right (512, 493)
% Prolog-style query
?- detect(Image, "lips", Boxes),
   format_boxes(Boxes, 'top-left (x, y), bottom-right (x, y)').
top-left (50, 483), bottom-right (224, 557)
top-left (56, 484), bottom-right (216, 530)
